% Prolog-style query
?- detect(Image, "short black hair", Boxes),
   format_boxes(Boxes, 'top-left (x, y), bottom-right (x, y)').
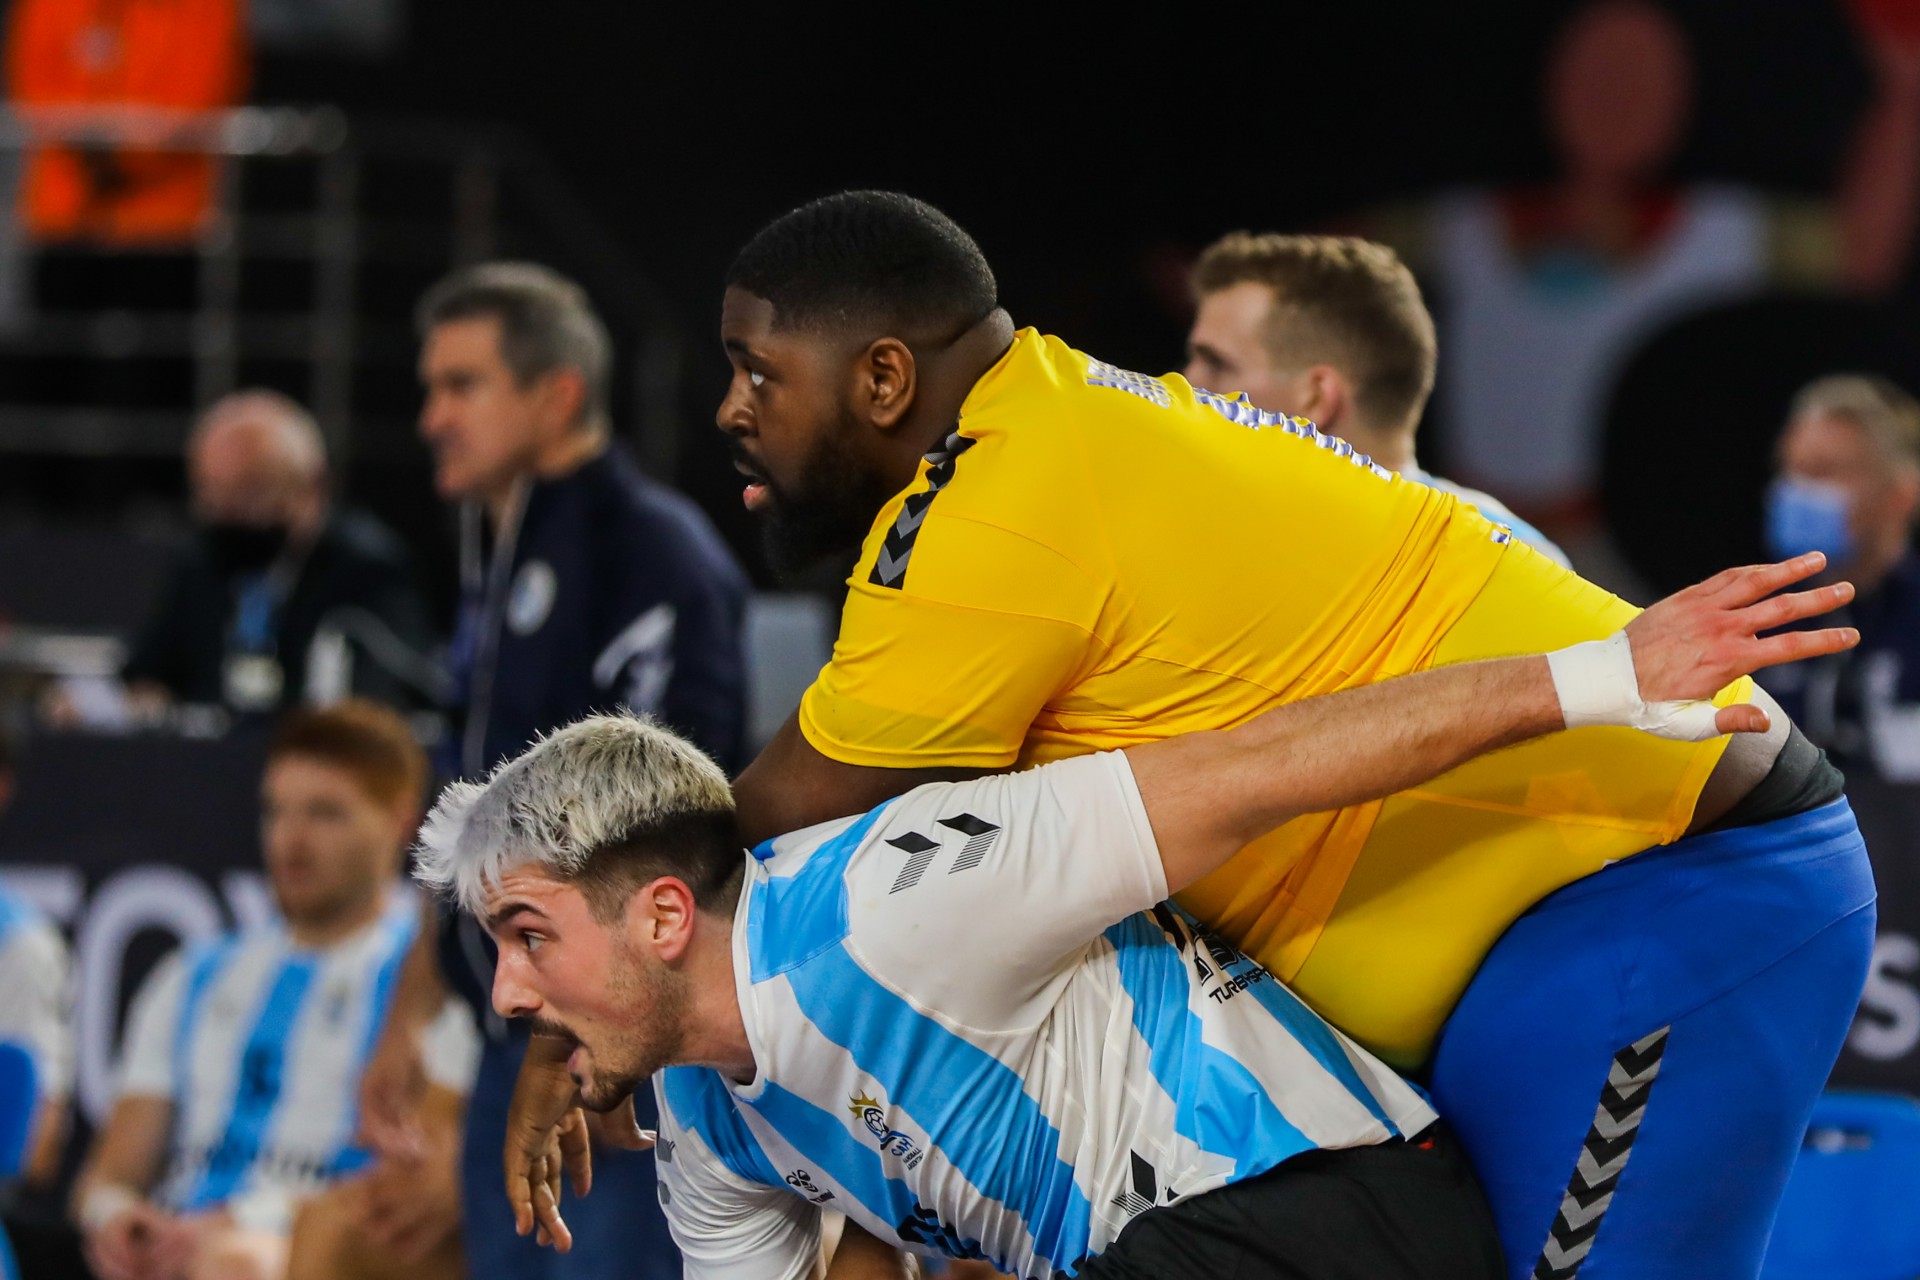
top-left (727, 191), bottom-right (997, 340)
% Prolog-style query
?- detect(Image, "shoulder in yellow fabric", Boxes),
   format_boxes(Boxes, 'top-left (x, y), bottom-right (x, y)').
top-left (799, 329), bottom-right (1748, 1065)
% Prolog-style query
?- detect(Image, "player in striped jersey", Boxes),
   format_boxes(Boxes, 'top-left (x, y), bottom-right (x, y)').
top-left (72, 703), bottom-right (478, 1280)
top-left (0, 719), bottom-right (74, 1192)
top-left (0, 883), bottom-right (72, 1190)
top-left (419, 556), bottom-right (1849, 1280)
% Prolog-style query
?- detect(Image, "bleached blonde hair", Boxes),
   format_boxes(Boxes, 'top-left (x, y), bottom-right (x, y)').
top-left (413, 713), bottom-right (736, 918)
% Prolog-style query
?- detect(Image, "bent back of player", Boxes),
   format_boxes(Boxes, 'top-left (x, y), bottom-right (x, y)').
top-left (708, 193), bottom-right (1874, 1280)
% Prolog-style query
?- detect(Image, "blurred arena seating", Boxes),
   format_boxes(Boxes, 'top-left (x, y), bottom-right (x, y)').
top-left (0, 105), bottom-right (691, 580)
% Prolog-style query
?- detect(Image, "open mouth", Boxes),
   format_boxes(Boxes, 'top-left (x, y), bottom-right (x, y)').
top-left (731, 454), bottom-right (772, 512)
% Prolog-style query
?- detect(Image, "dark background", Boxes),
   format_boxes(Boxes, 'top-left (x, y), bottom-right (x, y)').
top-left (244, 0), bottom-right (1895, 588)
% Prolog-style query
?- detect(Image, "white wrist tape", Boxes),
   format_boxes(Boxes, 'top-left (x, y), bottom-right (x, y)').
top-left (78, 1182), bottom-right (142, 1234)
top-left (1546, 632), bottom-right (1724, 742)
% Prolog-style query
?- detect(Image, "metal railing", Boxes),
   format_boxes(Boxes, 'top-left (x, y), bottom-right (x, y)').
top-left (0, 105), bottom-right (688, 479)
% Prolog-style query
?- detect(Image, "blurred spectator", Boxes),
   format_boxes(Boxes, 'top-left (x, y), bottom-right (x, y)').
top-left (69, 700), bottom-right (474, 1280)
top-left (1370, 0), bottom-right (1920, 551)
top-left (4, 0), bottom-right (247, 244)
top-left (0, 722), bottom-right (72, 1191)
top-left (47, 389), bottom-right (440, 726)
top-left (1184, 231), bottom-right (1569, 565)
top-left (362, 262), bottom-right (748, 1280)
top-left (1754, 374), bottom-right (1920, 781)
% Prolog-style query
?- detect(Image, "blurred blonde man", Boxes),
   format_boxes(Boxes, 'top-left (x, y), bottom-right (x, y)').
top-left (72, 701), bottom-right (475, 1280)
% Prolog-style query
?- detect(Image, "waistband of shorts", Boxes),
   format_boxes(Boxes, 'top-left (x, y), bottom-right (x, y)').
top-left (1539, 798), bottom-right (1869, 907)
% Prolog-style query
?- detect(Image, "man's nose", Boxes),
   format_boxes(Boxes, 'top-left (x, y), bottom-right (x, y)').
top-left (492, 951), bottom-right (539, 1021)
top-left (715, 384), bottom-right (751, 435)
top-left (419, 396), bottom-right (452, 440)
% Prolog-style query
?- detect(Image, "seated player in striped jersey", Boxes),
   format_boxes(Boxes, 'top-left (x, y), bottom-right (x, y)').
top-left (419, 557), bottom-right (1851, 1280)
top-left (71, 702), bottom-right (479, 1280)
top-left (0, 722), bottom-right (74, 1193)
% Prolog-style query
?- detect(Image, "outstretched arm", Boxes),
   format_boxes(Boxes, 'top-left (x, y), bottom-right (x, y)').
top-left (1132, 555), bottom-right (1858, 895)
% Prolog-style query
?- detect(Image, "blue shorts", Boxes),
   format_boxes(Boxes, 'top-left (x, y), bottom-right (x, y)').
top-left (462, 1035), bottom-right (682, 1280)
top-left (1430, 799), bottom-right (1876, 1280)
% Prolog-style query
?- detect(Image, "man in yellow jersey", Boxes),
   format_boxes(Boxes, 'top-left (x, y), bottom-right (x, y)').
top-left (506, 193), bottom-right (1872, 1280)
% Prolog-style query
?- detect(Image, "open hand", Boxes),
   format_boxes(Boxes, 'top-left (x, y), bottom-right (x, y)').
top-left (504, 1032), bottom-right (591, 1252)
top-left (358, 1020), bottom-right (428, 1160)
top-left (1625, 552), bottom-right (1858, 734)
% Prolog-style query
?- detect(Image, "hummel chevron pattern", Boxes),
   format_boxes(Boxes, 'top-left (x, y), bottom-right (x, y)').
top-left (1532, 1027), bottom-right (1670, 1280)
top-left (887, 831), bottom-right (941, 893)
top-left (870, 429), bottom-right (976, 589)
top-left (938, 813), bottom-right (1001, 871)
top-left (1109, 1151), bottom-right (1161, 1219)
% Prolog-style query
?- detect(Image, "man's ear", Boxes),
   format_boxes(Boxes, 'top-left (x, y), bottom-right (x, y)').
top-left (861, 338), bottom-right (918, 430)
top-left (1891, 468), bottom-right (1920, 528)
top-left (628, 877), bottom-right (699, 963)
top-left (1299, 365), bottom-right (1349, 430)
top-left (536, 366), bottom-right (591, 435)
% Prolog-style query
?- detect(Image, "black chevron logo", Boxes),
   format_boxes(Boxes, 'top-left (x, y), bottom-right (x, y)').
top-left (1613, 1037), bottom-right (1666, 1079)
top-left (1108, 1151), bottom-right (1161, 1219)
top-left (1529, 1025), bottom-right (1672, 1280)
top-left (1582, 1127), bottom-right (1636, 1168)
top-left (868, 430), bottom-right (975, 590)
top-left (1565, 1175), bottom-right (1619, 1210)
top-left (1597, 1082), bottom-right (1644, 1121)
top-left (887, 831), bottom-right (941, 894)
top-left (938, 813), bottom-right (1001, 871)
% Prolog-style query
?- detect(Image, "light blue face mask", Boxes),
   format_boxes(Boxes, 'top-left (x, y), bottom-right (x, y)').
top-left (1765, 477), bottom-right (1855, 566)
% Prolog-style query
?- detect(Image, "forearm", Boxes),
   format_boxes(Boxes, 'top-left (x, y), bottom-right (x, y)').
top-left (1136, 656), bottom-right (1559, 894)
top-left (1225, 655), bottom-right (1556, 831)
top-left (387, 907), bottom-right (448, 1034)
top-left (74, 1097), bottom-right (174, 1215)
top-left (72, 1159), bottom-right (153, 1231)
top-left (735, 715), bottom-right (985, 846)
top-left (27, 1097), bottom-right (67, 1187)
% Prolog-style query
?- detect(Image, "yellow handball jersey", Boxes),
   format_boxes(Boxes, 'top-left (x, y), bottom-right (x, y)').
top-left (799, 330), bottom-right (1749, 1066)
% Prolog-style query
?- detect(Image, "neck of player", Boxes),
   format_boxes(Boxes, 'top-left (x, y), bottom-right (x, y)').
top-left (889, 308), bottom-right (1017, 476)
top-left (682, 910), bottom-right (758, 1085)
top-left (286, 886), bottom-right (388, 949)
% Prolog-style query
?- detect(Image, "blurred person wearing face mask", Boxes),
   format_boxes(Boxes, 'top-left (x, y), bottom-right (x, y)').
top-left (1756, 374), bottom-right (1920, 780)
top-left (70, 700), bottom-right (477, 1280)
top-left (90, 390), bottom-right (439, 721)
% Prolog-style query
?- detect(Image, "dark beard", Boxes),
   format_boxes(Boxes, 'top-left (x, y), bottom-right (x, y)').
top-left (756, 409), bottom-right (901, 582)
top-left (573, 948), bottom-right (690, 1112)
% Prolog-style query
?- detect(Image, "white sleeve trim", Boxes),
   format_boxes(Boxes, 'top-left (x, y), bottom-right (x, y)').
top-left (0, 923), bottom-right (72, 1099)
top-left (655, 1081), bottom-right (820, 1280)
top-left (419, 999), bottom-right (481, 1094)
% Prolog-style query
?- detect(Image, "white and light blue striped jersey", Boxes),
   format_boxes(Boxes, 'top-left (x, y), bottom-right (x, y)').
top-left (118, 892), bottom-right (479, 1233)
top-left (654, 752), bottom-right (1436, 1280)
top-left (0, 887), bottom-right (71, 1102)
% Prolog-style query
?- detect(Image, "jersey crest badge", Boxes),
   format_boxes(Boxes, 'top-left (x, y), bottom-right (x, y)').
top-left (848, 1091), bottom-right (925, 1169)
top-left (507, 560), bottom-right (558, 635)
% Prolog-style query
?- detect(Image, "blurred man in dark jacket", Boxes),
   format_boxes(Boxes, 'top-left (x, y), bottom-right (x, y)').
top-left (113, 390), bottom-right (440, 717)
top-left (362, 263), bottom-right (748, 1280)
